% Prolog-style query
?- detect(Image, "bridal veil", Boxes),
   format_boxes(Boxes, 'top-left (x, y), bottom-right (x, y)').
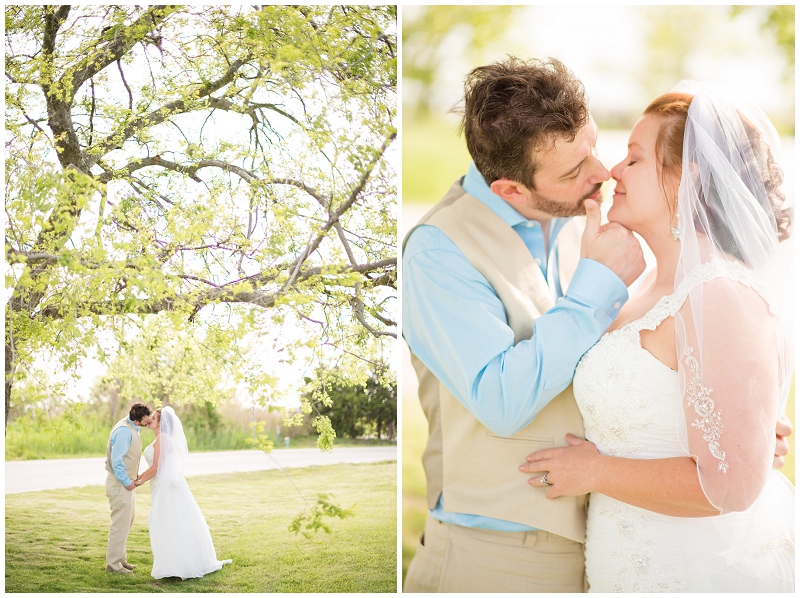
top-left (670, 81), bottom-right (794, 581)
top-left (156, 406), bottom-right (189, 486)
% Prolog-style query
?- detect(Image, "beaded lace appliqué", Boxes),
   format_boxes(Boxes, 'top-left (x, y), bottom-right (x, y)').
top-left (598, 502), bottom-right (686, 592)
top-left (760, 538), bottom-right (794, 557)
top-left (682, 346), bottom-right (728, 473)
top-left (574, 330), bottom-right (656, 457)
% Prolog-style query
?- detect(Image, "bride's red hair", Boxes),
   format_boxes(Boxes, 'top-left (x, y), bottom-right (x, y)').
top-left (644, 92), bottom-right (790, 241)
top-left (643, 93), bottom-right (693, 217)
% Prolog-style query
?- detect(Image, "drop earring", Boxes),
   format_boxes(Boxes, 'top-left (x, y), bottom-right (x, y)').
top-left (671, 211), bottom-right (681, 241)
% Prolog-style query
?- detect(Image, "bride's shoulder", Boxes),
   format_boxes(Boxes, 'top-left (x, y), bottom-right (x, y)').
top-left (682, 259), bottom-right (766, 296)
top-left (683, 261), bottom-right (778, 331)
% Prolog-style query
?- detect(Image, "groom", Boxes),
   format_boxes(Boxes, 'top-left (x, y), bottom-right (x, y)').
top-left (402, 57), bottom-right (792, 593)
top-left (403, 57), bottom-right (642, 593)
top-left (104, 402), bottom-right (151, 574)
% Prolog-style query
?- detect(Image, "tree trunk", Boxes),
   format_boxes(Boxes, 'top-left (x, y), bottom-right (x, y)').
top-left (5, 335), bottom-right (14, 427)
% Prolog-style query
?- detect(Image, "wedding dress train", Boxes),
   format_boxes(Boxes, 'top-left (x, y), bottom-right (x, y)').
top-left (144, 441), bottom-right (231, 579)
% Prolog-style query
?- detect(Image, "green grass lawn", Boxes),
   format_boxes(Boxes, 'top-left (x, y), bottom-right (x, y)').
top-left (402, 382), bottom-right (795, 583)
top-left (402, 113), bottom-right (471, 205)
top-left (6, 462), bottom-right (396, 593)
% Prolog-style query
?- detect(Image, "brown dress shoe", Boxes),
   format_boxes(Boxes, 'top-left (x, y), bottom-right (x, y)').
top-left (106, 565), bottom-right (133, 574)
top-left (121, 562), bottom-right (137, 570)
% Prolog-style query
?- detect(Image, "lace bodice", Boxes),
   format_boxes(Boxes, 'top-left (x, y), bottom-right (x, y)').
top-left (574, 259), bottom-right (773, 459)
top-left (574, 321), bottom-right (681, 459)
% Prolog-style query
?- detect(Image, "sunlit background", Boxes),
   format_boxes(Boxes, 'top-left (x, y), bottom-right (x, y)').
top-left (400, 4), bottom-right (795, 581)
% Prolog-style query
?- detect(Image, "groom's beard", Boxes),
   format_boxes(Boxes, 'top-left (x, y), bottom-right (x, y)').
top-left (531, 183), bottom-right (603, 217)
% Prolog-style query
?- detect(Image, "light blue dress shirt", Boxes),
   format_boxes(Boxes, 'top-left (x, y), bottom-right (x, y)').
top-left (109, 416), bottom-right (139, 486)
top-left (403, 163), bottom-right (629, 531)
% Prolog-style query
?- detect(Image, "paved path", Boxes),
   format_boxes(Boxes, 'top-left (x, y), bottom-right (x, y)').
top-left (5, 446), bottom-right (397, 494)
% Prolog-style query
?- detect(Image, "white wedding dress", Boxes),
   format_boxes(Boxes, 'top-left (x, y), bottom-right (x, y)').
top-left (144, 440), bottom-right (231, 579)
top-left (573, 262), bottom-right (794, 592)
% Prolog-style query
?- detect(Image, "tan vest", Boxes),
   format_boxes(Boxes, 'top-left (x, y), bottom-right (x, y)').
top-left (105, 418), bottom-right (142, 483)
top-left (405, 180), bottom-right (588, 543)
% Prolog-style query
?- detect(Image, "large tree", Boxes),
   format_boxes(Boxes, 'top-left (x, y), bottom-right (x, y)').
top-left (5, 5), bottom-right (397, 424)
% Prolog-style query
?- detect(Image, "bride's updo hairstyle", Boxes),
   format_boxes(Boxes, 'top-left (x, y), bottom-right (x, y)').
top-left (642, 93), bottom-right (691, 216)
top-left (644, 92), bottom-right (791, 252)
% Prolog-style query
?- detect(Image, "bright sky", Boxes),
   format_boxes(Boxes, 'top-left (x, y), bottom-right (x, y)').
top-left (408, 5), bottom-right (793, 128)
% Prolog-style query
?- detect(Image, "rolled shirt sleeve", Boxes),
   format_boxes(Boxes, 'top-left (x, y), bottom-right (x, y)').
top-left (109, 425), bottom-right (133, 487)
top-left (403, 226), bottom-right (628, 437)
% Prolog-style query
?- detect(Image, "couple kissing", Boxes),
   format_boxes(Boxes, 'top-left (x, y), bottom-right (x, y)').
top-left (105, 403), bottom-right (231, 579)
top-left (403, 57), bottom-right (794, 592)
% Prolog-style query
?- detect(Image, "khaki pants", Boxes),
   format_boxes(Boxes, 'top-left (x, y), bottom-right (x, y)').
top-left (404, 514), bottom-right (585, 593)
top-left (105, 474), bottom-right (135, 570)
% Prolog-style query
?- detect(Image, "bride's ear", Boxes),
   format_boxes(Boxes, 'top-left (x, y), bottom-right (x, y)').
top-left (490, 178), bottom-right (529, 207)
top-left (688, 162), bottom-right (700, 181)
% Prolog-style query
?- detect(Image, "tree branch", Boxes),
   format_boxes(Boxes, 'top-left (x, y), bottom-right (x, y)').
top-left (116, 59), bottom-right (133, 111)
top-left (248, 102), bottom-right (301, 125)
top-left (22, 113), bottom-right (48, 136)
top-left (269, 178), bottom-right (329, 206)
top-left (283, 130), bottom-right (396, 284)
top-left (42, 6), bottom-right (71, 62)
top-left (349, 283), bottom-right (396, 339)
top-left (5, 247), bottom-right (145, 273)
top-left (97, 155), bottom-right (259, 184)
top-left (32, 258), bottom-right (396, 320)
top-left (90, 57), bottom-right (249, 163)
top-left (335, 222), bottom-right (357, 265)
top-left (88, 77), bottom-right (96, 145)
top-left (65, 6), bottom-right (175, 102)
top-left (97, 157), bottom-right (332, 212)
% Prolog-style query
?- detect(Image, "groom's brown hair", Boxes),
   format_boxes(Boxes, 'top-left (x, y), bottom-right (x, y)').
top-left (459, 56), bottom-right (588, 189)
top-left (129, 403), bottom-right (151, 423)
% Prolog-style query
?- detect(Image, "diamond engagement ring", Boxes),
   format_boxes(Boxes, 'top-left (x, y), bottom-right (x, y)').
top-left (540, 473), bottom-right (551, 486)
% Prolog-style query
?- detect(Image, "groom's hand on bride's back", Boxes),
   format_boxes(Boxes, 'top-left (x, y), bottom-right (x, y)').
top-left (580, 199), bottom-right (645, 287)
top-left (773, 413), bottom-right (793, 469)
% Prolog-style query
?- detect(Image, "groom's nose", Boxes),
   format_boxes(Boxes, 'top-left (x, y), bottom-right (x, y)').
top-left (587, 155), bottom-right (611, 184)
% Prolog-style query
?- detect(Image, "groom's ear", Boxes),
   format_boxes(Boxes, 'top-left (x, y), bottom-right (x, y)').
top-left (490, 178), bottom-right (529, 207)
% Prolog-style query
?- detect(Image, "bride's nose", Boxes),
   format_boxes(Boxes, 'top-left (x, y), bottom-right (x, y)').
top-left (610, 159), bottom-right (625, 181)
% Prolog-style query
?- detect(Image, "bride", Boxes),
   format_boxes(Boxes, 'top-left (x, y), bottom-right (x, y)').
top-left (135, 406), bottom-right (232, 579)
top-left (521, 82), bottom-right (794, 592)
